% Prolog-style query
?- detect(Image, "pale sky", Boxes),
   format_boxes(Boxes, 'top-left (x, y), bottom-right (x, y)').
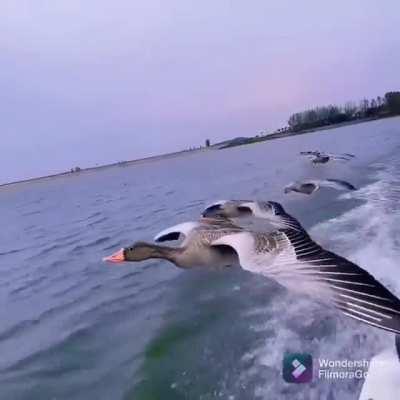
top-left (1, 0), bottom-right (399, 183)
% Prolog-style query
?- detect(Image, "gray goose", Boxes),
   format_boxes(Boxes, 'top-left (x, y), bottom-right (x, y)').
top-left (284, 179), bottom-right (356, 195)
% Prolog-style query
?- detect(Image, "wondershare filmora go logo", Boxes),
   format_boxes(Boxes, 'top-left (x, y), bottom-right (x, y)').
top-left (282, 353), bottom-right (313, 383)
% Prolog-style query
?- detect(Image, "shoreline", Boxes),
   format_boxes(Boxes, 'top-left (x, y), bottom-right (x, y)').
top-left (219, 115), bottom-right (398, 149)
top-left (0, 148), bottom-right (210, 188)
top-left (1, 115), bottom-right (398, 189)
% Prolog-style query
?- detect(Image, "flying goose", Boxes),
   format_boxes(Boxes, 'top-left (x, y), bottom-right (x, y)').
top-left (284, 179), bottom-right (357, 195)
top-left (202, 200), bottom-right (305, 232)
top-left (311, 154), bottom-right (330, 164)
top-left (210, 228), bottom-right (400, 334)
top-left (300, 151), bottom-right (354, 164)
top-left (103, 217), bottom-right (241, 269)
top-left (300, 151), bottom-right (355, 159)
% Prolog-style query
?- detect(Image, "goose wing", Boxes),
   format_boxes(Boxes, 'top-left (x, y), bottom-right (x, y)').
top-left (321, 179), bottom-right (356, 191)
top-left (212, 229), bottom-right (400, 334)
top-left (154, 221), bottom-right (201, 242)
top-left (325, 152), bottom-right (355, 159)
top-left (154, 218), bottom-right (240, 243)
top-left (321, 152), bottom-right (352, 161)
top-left (300, 151), bottom-right (320, 156)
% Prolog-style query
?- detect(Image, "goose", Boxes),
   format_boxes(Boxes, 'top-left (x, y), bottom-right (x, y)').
top-left (209, 227), bottom-right (400, 334)
top-left (103, 217), bottom-right (241, 269)
top-left (202, 200), bottom-right (305, 232)
top-left (300, 151), bottom-right (355, 160)
top-left (300, 151), bottom-right (354, 164)
top-left (359, 335), bottom-right (400, 399)
top-left (284, 179), bottom-right (357, 195)
top-left (311, 154), bottom-right (330, 164)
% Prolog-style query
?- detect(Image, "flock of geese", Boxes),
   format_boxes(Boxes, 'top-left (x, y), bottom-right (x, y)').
top-left (284, 151), bottom-right (357, 195)
top-left (103, 150), bottom-right (399, 397)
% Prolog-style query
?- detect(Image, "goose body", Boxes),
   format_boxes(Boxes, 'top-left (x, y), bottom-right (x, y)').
top-left (284, 179), bottom-right (356, 195)
top-left (103, 217), bottom-right (241, 269)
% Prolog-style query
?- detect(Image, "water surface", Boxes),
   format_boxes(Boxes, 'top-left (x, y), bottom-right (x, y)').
top-left (1, 117), bottom-right (400, 399)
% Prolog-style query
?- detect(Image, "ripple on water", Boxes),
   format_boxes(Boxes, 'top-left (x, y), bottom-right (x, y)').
top-left (2, 119), bottom-right (400, 399)
top-left (69, 236), bottom-right (112, 254)
top-left (0, 319), bottom-right (41, 342)
top-left (28, 237), bottom-right (81, 260)
top-left (0, 248), bottom-right (25, 256)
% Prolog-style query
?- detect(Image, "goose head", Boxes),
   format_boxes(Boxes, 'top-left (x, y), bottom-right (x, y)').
top-left (103, 241), bottom-right (171, 263)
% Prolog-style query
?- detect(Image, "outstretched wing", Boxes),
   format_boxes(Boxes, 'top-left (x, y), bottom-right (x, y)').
top-left (154, 221), bottom-right (200, 242)
top-left (322, 179), bottom-right (356, 191)
top-left (322, 153), bottom-right (352, 161)
top-left (279, 229), bottom-right (400, 334)
top-left (202, 200), bottom-right (228, 214)
top-left (212, 229), bottom-right (400, 334)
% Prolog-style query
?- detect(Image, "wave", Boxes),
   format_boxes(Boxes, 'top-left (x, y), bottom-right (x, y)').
top-left (70, 236), bottom-right (112, 253)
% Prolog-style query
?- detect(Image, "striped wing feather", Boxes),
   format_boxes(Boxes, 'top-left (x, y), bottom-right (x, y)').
top-left (281, 229), bottom-right (400, 334)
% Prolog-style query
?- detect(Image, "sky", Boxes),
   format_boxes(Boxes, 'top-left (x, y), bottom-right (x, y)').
top-left (1, 0), bottom-right (399, 183)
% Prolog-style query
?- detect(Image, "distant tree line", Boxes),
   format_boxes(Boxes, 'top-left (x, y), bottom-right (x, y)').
top-left (288, 91), bottom-right (400, 132)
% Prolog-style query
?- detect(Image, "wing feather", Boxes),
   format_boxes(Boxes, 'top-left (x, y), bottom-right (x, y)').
top-left (281, 229), bottom-right (400, 333)
top-left (212, 228), bottom-right (400, 334)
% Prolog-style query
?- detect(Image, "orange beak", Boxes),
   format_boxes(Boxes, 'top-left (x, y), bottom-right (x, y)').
top-left (103, 248), bottom-right (125, 263)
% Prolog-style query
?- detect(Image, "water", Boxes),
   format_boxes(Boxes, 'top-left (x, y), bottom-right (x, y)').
top-left (1, 117), bottom-right (400, 400)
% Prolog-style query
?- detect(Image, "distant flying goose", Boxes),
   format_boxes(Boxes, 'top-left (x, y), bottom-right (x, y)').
top-left (300, 151), bottom-right (355, 159)
top-left (311, 154), bottom-right (330, 164)
top-left (300, 151), bottom-right (355, 164)
top-left (103, 217), bottom-right (241, 269)
top-left (202, 200), bottom-right (305, 232)
top-left (284, 179), bottom-right (357, 195)
top-left (210, 228), bottom-right (400, 334)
